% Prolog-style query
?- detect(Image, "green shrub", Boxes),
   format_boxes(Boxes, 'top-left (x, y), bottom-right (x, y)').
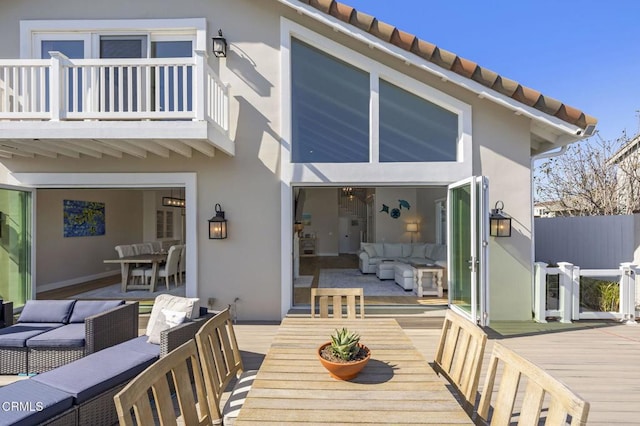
top-left (580, 278), bottom-right (619, 312)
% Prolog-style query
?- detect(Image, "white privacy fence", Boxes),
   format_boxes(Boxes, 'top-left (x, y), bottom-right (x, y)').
top-left (0, 51), bottom-right (229, 132)
top-left (534, 261), bottom-right (638, 324)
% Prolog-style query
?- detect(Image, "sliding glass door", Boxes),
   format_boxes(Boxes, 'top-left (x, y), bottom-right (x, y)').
top-left (0, 187), bottom-right (33, 308)
top-left (448, 177), bottom-right (489, 326)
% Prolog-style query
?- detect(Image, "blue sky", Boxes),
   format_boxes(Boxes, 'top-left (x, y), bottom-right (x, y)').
top-left (343, 0), bottom-right (640, 142)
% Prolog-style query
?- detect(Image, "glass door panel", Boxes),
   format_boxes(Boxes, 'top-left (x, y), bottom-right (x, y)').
top-left (38, 38), bottom-right (88, 113)
top-left (448, 177), bottom-right (489, 325)
top-left (0, 187), bottom-right (32, 309)
top-left (151, 40), bottom-right (193, 112)
top-left (448, 180), bottom-right (472, 315)
top-left (100, 36), bottom-right (147, 112)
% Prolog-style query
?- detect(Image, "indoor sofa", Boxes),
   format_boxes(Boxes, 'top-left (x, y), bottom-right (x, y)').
top-left (0, 299), bottom-right (138, 375)
top-left (359, 242), bottom-right (447, 274)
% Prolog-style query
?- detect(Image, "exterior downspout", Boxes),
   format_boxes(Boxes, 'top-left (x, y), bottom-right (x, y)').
top-left (530, 145), bottom-right (569, 316)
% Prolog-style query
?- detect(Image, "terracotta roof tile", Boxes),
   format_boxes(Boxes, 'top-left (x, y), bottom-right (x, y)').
top-left (411, 39), bottom-right (437, 61)
top-left (329, 2), bottom-right (355, 23)
top-left (513, 86), bottom-right (541, 107)
top-left (431, 47), bottom-right (457, 70)
top-left (533, 95), bottom-right (563, 116)
top-left (308, 0), bottom-right (333, 14)
top-left (391, 29), bottom-right (416, 51)
top-left (297, 0), bottom-right (597, 129)
top-left (471, 67), bottom-right (499, 88)
top-left (369, 19), bottom-right (396, 42)
top-left (452, 57), bottom-right (478, 79)
top-left (492, 76), bottom-right (519, 98)
top-left (349, 10), bottom-right (375, 32)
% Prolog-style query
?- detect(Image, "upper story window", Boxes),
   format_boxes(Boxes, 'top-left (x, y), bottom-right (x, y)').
top-left (379, 79), bottom-right (458, 162)
top-left (291, 39), bottom-right (369, 163)
top-left (290, 36), bottom-right (462, 165)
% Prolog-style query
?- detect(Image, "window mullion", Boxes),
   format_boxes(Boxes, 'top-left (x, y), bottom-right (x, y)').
top-left (370, 73), bottom-right (379, 164)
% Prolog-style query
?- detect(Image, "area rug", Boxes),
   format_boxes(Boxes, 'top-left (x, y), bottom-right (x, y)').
top-left (318, 269), bottom-right (409, 296)
top-left (72, 283), bottom-right (185, 300)
top-left (294, 275), bottom-right (314, 288)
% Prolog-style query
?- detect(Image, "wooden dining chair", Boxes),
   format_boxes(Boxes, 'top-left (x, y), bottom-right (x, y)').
top-left (310, 288), bottom-right (364, 319)
top-left (113, 340), bottom-right (212, 426)
top-left (476, 342), bottom-right (589, 426)
top-left (433, 309), bottom-right (487, 414)
top-left (195, 308), bottom-right (258, 425)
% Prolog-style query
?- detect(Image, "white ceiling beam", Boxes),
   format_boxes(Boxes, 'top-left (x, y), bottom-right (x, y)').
top-left (95, 140), bottom-right (147, 158)
top-left (41, 140), bottom-right (103, 158)
top-left (125, 140), bottom-right (171, 158)
top-left (2, 140), bottom-right (58, 158)
top-left (179, 139), bottom-right (216, 157)
top-left (0, 146), bottom-right (33, 157)
top-left (65, 140), bottom-right (123, 158)
top-left (155, 139), bottom-right (193, 158)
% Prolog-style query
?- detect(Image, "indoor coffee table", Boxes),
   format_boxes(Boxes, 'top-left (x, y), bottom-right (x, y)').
top-left (409, 262), bottom-right (444, 297)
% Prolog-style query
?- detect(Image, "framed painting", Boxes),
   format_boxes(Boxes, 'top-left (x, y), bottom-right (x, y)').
top-left (63, 200), bottom-right (105, 237)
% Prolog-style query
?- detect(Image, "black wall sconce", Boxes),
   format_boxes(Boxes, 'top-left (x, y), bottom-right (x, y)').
top-left (490, 201), bottom-right (511, 237)
top-left (208, 203), bottom-right (228, 239)
top-left (212, 29), bottom-right (227, 58)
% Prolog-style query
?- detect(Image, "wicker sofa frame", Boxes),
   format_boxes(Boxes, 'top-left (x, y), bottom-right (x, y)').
top-left (0, 301), bottom-right (138, 375)
top-left (72, 314), bottom-right (214, 425)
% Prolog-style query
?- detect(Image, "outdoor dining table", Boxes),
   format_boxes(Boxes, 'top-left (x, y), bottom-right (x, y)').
top-left (103, 253), bottom-right (167, 292)
top-left (234, 317), bottom-right (473, 425)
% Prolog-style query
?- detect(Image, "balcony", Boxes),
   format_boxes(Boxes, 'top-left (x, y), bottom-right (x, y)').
top-left (0, 51), bottom-right (232, 159)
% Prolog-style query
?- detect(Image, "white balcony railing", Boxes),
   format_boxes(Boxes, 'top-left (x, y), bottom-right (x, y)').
top-left (0, 50), bottom-right (229, 133)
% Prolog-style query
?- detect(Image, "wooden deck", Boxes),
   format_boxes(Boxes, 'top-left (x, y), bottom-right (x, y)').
top-left (233, 316), bottom-right (640, 426)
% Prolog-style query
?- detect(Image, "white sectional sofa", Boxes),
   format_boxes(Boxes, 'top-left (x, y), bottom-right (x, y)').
top-left (359, 242), bottom-right (447, 291)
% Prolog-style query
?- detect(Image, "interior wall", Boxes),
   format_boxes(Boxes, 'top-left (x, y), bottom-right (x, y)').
top-left (36, 189), bottom-right (144, 290)
top-left (416, 187), bottom-right (447, 243)
top-left (143, 190), bottom-right (185, 244)
top-left (374, 187), bottom-right (418, 243)
top-left (301, 188), bottom-right (339, 255)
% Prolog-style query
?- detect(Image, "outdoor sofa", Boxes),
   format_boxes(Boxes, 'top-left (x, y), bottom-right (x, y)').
top-left (0, 300), bottom-right (12, 329)
top-left (0, 296), bottom-right (210, 426)
top-left (0, 299), bottom-right (138, 375)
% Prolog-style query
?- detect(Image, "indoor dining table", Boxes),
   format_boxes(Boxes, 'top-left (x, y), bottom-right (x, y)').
top-left (103, 253), bottom-right (167, 292)
top-left (234, 317), bottom-right (473, 425)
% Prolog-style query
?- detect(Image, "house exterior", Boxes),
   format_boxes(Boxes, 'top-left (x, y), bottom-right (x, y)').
top-left (0, 0), bottom-right (596, 323)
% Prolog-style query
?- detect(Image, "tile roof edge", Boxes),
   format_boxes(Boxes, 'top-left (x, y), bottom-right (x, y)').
top-left (293, 0), bottom-right (597, 130)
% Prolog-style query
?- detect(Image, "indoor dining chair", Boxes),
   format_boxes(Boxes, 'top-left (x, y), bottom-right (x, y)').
top-left (115, 245), bottom-right (149, 287)
top-left (310, 287), bottom-right (364, 319)
top-left (156, 245), bottom-right (181, 290)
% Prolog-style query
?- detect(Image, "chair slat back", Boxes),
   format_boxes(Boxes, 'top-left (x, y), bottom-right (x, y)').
top-left (195, 308), bottom-right (244, 423)
top-left (310, 288), bottom-right (364, 319)
top-left (113, 340), bottom-right (211, 426)
top-left (434, 310), bottom-right (487, 412)
top-left (477, 342), bottom-right (590, 426)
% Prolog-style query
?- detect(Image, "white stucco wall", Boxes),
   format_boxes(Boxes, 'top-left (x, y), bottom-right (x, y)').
top-left (0, 0), bottom-right (542, 320)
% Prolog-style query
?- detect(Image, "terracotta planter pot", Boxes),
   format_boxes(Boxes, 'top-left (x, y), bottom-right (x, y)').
top-left (317, 342), bottom-right (371, 380)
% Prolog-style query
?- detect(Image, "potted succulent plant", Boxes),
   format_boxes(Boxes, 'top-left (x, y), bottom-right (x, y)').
top-left (317, 328), bottom-right (371, 380)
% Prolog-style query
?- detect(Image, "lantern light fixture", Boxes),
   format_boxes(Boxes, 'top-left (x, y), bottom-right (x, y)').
top-left (212, 29), bottom-right (227, 58)
top-left (489, 201), bottom-right (511, 237)
top-left (208, 203), bottom-right (228, 239)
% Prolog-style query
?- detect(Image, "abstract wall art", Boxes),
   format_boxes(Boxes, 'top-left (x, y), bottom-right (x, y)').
top-left (63, 200), bottom-right (105, 237)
